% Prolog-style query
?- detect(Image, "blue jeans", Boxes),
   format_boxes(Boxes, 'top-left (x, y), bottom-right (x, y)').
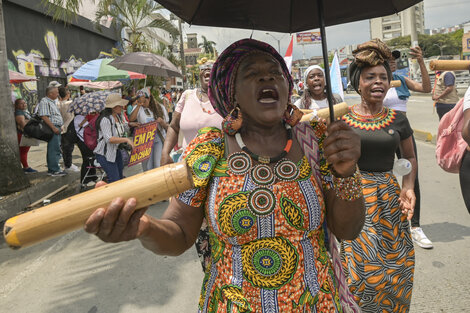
top-left (141, 139), bottom-right (163, 172)
top-left (47, 132), bottom-right (62, 173)
top-left (96, 152), bottom-right (124, 183)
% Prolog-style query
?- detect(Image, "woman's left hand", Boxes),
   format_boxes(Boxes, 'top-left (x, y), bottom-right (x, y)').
top-left (399, 188), bottom-right (415, 220)
top-left (323, 120), bottom-right (361, 177)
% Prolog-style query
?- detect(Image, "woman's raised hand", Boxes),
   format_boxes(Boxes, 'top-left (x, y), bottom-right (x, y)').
top-left (84, 181), bottom-right (150, 243)
top-left (323, 120), bottom-right (361, 177)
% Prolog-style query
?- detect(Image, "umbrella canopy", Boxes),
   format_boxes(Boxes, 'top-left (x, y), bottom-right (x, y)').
top-left (72, 59), bottom-right (146, 82)
top-left (109, 52), bottom-right (182, 77)
top-left (157, 0), bottom-right (421, 33)
top-left (9, 70), bottom-right (37, 84)
top-left (68, 90), bottom-right (113, 115)
top-left (156, 0), bottom-right (421, 122)
top-left (68, 80), bottom-right (123, 90)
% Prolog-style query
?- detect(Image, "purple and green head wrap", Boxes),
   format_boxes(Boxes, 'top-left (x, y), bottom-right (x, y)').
top-left (208, 38), bottom-right (293, 118)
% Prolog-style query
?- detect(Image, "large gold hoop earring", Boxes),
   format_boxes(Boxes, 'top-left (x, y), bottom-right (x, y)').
top-left (222, 107), bottom-right (243, 135)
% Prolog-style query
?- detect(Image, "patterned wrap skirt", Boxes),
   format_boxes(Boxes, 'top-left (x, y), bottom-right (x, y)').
top-left (341, 171), bottom-right (415, 313)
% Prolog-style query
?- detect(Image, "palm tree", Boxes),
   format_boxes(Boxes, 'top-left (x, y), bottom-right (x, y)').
top-left (41, 0), bottom-right (179, 53)
top-left (198, 35), bottom-right (216, 57)
top-left (95, 0), bottom-right (179, 52)
top-left (0, 0), bottom-right (30, 194)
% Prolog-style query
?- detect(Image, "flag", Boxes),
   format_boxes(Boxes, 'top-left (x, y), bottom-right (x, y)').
top-left (284, 36), bottom-right (294, 73)
top-left (329, 52), bottom-right (344, 101)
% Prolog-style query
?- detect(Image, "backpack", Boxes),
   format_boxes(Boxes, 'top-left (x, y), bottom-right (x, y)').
top-left (436, 98), bottom-right (468, 173)
top-left (83, 115), bottom-right (100, 151)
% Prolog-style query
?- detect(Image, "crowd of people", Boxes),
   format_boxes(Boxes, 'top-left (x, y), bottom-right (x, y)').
top-left (13, 81), bottom-right (182, 187)
top-left (12, 37), bottom-right (470, 312)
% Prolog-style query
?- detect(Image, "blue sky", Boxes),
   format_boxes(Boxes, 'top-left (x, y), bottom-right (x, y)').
top-left (179, 0), bottom-right (470, 60)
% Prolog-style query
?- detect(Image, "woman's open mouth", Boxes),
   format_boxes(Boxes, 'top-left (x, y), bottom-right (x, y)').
top-left (257, 87), bottom-right (279, 104)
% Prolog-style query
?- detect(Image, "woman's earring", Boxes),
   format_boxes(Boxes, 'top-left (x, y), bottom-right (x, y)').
top-left (283, 103), bottom-right (303, 127)
top-left (222, 107), bottom-right (243, 135)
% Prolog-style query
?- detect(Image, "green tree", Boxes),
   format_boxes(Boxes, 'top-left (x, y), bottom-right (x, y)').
top-left (42, 0), bottom-right (179, 53)
top-left (0, 0), bottom-right (30, 194)
top-left (94, 0), bottom-right (179, 52)
top-left (387, 31), bottom-right (463, 58)
top-left (198, 35), bottom-right (216, 57)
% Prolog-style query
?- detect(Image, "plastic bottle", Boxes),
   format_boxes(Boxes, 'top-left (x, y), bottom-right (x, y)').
top-left (393, 158), bottom-right (412, 176)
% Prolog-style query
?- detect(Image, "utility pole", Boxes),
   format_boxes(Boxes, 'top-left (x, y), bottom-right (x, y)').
top-left (408, 5), bottom-right (419, 80)
top-left (177, 17), bottom-right (187, 89)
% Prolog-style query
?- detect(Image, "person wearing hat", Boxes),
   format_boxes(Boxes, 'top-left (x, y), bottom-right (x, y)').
top-left (384, 46), bottom-right (434, 250)
top-left (293, 65), bottom-right (343, 110)
top-left (94, 93), bottom-right (134, 183)
top-left (48, 81), bottom-right (62, 88)
top-left (37, 85), bottom-right (66, 176)
top-left (129, 88), bottom-right (168, 172)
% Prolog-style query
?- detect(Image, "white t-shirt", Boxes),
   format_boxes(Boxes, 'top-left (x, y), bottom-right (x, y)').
top-left (383, 88), bottom-right (408, 112)
top-left (293, 97), bottom-right (329, 110)
top-left (464, 86), bottom-right (470, 112)
top-left (132, 106), bottom-right (155, 124)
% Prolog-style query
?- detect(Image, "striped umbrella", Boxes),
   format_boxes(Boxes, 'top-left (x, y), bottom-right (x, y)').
top-left (72, 58), bottom-right (146, 82)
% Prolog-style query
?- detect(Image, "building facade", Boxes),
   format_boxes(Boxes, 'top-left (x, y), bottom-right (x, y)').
top-left (463, 22), bottom-right (470, 61)
top-left (370, 3), bottom-right (425, 41)
top-left (5, 0), bottom-right (118, 108)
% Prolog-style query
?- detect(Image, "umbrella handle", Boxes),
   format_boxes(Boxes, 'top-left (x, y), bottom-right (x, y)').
top-left (316, 0), bottom-right (335, 123)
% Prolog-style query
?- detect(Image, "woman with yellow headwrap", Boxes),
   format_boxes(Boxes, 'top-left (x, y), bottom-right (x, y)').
top-left (342, 39), bottom-right (416, 312)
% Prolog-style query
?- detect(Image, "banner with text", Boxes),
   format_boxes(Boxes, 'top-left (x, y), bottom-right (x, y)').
top-left (128, 121), bottom-right (157, 167)
top-left (296, 32), bottom-right (322, 45)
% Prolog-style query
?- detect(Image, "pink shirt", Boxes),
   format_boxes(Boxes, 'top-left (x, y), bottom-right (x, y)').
top-left (175, 89), bottom-right (224, 149)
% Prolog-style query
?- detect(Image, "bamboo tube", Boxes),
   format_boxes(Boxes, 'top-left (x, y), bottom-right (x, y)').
top-left (300, 102), bottom-right (349, 122)
top-left (390, 80), bottom-right (402, 88)
top-left (429, 60), bottom-right (470, 71)
top-left (3, 162), bottom-right (193, 249)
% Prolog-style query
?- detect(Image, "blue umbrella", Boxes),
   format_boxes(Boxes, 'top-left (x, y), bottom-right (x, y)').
top-left (69, 90), bottom-right (113, 115)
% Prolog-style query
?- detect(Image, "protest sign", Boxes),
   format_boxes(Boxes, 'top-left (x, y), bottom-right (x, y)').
top-left (128, 121), bottom-right (157, 166)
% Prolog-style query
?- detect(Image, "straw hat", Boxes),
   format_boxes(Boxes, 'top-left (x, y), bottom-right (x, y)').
top-left (48, 80), bottom-right (62, 87)
top-left (105, 93), bottom-right (128, 109)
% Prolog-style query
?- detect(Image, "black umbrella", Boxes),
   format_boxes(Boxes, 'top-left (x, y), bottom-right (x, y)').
top-left (109, 52), bottom-right (182, 77)
top-left (156, 0), bottom-right (421, 121)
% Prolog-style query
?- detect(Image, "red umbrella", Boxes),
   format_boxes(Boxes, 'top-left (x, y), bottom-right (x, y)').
top-left (9, 70), bottom-right (37, 84)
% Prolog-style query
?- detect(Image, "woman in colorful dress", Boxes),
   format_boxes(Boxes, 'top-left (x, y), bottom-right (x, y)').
top-left (341, 39), bottom-right (417, 313)
top-left (84, 39), bottom-right (366, 312)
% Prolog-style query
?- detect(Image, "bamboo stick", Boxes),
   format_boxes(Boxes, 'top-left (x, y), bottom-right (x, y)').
top-left (3, 162), bottom-right (192, 249)
top-left (390, 80), bottom-right (402, 88)
top-left (300, 102), bottom-right (349, 122)
top-left (429, 60), bottom-right (470, 71)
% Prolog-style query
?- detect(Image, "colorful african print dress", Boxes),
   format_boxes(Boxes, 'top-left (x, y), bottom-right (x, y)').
top-left (342, 107), bottom-right (415, 313)
top-left (177, 125), bottom-right (343, 313)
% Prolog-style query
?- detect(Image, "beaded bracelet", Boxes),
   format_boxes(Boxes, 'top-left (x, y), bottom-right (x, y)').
top-left (331, 167), bottom-right (363, 201)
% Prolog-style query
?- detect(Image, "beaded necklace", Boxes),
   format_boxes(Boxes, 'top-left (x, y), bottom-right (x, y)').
top-left (234, 124), bottom-right (293, 164)
top-left (197, 88), bottom-right (216, 115)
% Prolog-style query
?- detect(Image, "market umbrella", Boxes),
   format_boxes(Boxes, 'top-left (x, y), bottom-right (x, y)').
top-left (9, 70), bottom-right (37, 84)
top-left (72, 58), bottom-right (146, 82)
top-left (68, 79), bottom-right (123, 90)
top-left (109, 52), bottom-right (182, 77)
top-left (68, 90), bottom-right (113, 115)
top-left (156, 0), bottom-right (421, 121)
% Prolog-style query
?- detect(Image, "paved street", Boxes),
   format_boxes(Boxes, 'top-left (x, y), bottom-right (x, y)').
top-left (1, 92), bottom-right (469, 312)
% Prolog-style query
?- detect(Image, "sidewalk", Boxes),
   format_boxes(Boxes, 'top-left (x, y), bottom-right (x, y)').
top-left (0, 143), bottom-right (82, 223)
